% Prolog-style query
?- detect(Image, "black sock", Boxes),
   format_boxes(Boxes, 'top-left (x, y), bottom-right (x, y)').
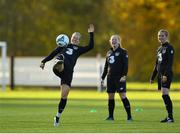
top-left (122, 97), bottom-right (131, 118)
top-left (58, 98), bottom-right (67, 114)
top-left (162, 95), bottom-right (173, 119)
top-left (108, 99), bottom-right (115, 118)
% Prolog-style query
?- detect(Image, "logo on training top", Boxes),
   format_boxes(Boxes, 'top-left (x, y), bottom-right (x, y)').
top-left (162, 48), bottom-right (166, 54)
top-left (171, 50), bottom-right (174, 54)
top-left (73, 46), bottom-right (78, 50)
top-left (115, 52), bottom-right (120, 56)
top-left (107, 51), bottom-right (112, 57)
top-left (108, 56), bottom-right (115, 64)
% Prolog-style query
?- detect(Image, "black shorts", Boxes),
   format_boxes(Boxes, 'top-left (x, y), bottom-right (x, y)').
top-left (157, 75), bottom-right (172, 90)
top-left (107, 77), bottom-right (126, 93)
top-left (53, 68), bottom-right (73, 87)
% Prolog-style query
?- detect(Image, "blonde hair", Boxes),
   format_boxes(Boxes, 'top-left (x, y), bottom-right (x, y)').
top-left (158, 29), bottom-right (169, 37)
top-left (72, 32), bottom-right (81, 38)
top-left (110, 34), bottom-right (123, 48)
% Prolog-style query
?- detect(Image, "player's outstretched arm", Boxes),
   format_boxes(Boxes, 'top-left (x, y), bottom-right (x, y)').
top-left (78, 24), bottom-right (94, 55)
top-left (40, 47), bottom-right (62, 70)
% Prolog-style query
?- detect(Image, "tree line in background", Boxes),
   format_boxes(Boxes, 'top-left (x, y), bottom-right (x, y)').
top-left (0, 0), bottom-right (180, 81)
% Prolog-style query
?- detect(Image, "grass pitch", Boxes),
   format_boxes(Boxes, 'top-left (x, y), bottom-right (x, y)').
top-left (0, 88), bottom-right (180, 133)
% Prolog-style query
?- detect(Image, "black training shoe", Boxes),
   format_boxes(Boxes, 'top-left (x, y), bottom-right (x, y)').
top-left (53, 55), bottom-right (64, 73)
top-left (127, 116), bottom-right (133, 121)
top-left (57, 54), bottom-right (64, 63)
top-left (54, 116), bottom-right (60, 126)
top-left (160, 117), bottom-right (174, 123)
top-left (105, 116), bottom-right (114, 121)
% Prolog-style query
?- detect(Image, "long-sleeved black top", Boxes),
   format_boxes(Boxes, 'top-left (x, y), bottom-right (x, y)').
top-left (150, 42), bottom-right (174, 80)
top-left (41, 32), bottom-right (94, 72)
top-left (101, 47), bottom-right (128, 80)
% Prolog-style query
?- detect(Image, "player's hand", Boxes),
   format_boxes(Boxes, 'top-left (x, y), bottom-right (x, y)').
top-left (162, 76), bottom-right (167, 83)
top-left (150, 79), bottom-right (154, 84)
top-left (88, 24), bottom-right (94, 33)
top-left (120, 76), bottom-right (126, 82)
top-left (100, 79), bottom-right (106, 91)
top-left (40, 62), bottom-right (45, 70)
top-left (101, 79), bottom-right (104, 86)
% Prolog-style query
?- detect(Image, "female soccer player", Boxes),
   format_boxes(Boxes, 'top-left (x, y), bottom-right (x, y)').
top-left (101, 35), bottom-right (132, 121)
top-left (40, 24), bottom-right (94, 126)
top-left (150, 29), bottom-right (174, 123)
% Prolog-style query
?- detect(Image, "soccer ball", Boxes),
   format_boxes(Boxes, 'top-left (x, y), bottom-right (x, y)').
top-left (56, 34), bottom-right (69, 47)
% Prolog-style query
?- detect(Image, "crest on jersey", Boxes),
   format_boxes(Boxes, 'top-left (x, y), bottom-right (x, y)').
top-left (73, 46), bottom-right (78, 50)
top-left (171, 50), bottom-right (174, 54)
top-left (162, 48), bottom-right (166, 54)
top-left (115, 52), bottom-right (120, 56)
top-left (107, 51), bottom-right (112, 56)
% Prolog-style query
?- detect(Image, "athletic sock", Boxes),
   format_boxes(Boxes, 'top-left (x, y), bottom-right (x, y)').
top-left (108, 99), bottom-right (115, 118)
top-left (162, 95), bottom-right (173, 119)
top-left (122, 97), bottom-right (131, 118)
top-left (57, 98), bottom-right (67, 116)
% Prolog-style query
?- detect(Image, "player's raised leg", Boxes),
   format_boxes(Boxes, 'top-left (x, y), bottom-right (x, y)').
top-left (53, 54), bottom-right (65, 73)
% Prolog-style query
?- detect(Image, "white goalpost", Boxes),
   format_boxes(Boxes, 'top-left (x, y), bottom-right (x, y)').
top-left (0, 41), bottom-right (7, 91)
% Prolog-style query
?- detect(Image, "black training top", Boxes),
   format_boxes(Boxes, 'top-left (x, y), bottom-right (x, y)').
top-left (101, 47), bottom-right (128, 80)
top-left (41, 32), bottom-right (94, 72)
top-left (151, 42), bottom-right (174, 80)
